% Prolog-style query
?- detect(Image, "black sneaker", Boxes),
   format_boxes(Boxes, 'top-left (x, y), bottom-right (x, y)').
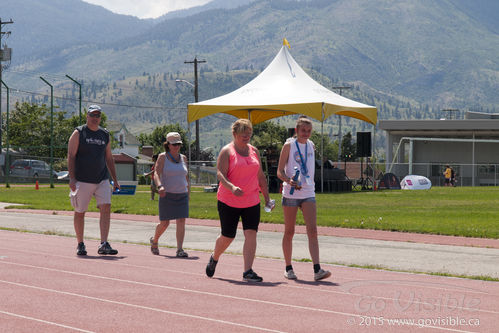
top-left (205, 255), bottom-right (217, 278)
top-left (243, 269), bottom-right (263, 282)
top-left (76, 242), bottom-right (87, 256)
top-left (98, 242), bottom-right (118, 255)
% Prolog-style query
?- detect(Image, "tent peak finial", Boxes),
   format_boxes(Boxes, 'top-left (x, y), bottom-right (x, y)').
top-left (283, 38), bottom-right (290, 49)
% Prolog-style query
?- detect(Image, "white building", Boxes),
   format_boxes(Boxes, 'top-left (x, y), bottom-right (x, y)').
top-left (106, 121), bottom-right (140, 157)
top-left (379, 112), bottom-right (499, 186)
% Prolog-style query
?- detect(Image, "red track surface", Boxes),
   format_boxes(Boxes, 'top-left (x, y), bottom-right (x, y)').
top-left (1, 230), bottom-right (497, 332)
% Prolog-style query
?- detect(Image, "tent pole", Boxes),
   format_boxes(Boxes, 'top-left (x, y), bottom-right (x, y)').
top-left (188, 118), bottom-right (191, 187)
top-left (373, 124), bottom-right (376, 191)
top-left (321, 104), bottom-right (325, 193)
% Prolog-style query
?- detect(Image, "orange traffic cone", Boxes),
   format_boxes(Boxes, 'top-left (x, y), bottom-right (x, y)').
top-left (35, 180), bottom-right (39, 190)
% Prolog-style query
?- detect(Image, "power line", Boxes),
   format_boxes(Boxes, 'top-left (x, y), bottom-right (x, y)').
top-left (5, 68), bottom-right (190, 95)
top-left (2, 87), bottom-right (189, 111)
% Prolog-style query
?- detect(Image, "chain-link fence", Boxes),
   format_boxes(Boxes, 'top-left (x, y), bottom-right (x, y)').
top-left (0, 153), bottom-right (67, 184)
top-left (5, 154), bottom-right (495, 188)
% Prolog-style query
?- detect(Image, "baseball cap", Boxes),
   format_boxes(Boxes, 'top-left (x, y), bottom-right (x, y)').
top-left (166, 132), bottom-right (182, 144)
top-left (88, 105), bottom-right (102, 114)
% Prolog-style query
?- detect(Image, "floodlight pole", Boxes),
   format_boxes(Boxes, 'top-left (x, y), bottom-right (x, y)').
top-left (40, 76), bottom-right (54, 188)
top-left (184, 57), bottom-right (206, 161)
top-left (1, 79), bottom-right (10, 187)
top-left (66, 74), bottom-right (82, 125)
top-left (0, 18), bottom-right (14, 156)
top-left (332, 86), bottom-right (351, 166)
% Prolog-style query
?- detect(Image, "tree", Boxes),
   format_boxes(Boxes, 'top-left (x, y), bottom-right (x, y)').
top-left (7, 102), bottom-right (71, 159)
top-left (137, 124), bottom-right (189, 155)
top-left (252, 122), bottom-right (288, 152)
top-left (4, 102), bottom-right (112, 170)
top-left (310, 131), bottom-right (337, 162)
top-left (341, 132), bottom-right (356, 161)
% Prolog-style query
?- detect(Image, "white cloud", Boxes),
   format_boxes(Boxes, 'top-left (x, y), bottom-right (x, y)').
top-left (82, 0), bottom-right (212, 19)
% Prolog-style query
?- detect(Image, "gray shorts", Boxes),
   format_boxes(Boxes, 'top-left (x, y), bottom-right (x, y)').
top-left (282, 196), bottom-right (316, 207)
top-left (159, 192), bottom-right (189, 221)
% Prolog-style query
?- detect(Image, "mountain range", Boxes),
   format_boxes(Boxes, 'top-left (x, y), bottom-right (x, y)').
top-left (1, 0), bottom-right (498, 141)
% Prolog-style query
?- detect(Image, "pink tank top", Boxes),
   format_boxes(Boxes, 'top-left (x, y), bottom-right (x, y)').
top-left (217, 143), bottom-right (261, 208)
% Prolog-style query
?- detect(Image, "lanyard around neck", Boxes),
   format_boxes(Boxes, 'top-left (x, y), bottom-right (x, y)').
top-left (295, 140), bottom-right (308, 176)
top-left (168, 152), bottom-right (181, 164)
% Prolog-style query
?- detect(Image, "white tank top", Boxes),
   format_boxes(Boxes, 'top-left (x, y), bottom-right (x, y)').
top-left (282, 138), bottom-right (315, 199)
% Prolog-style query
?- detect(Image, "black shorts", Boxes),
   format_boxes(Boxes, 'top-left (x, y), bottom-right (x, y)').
top-left (217, 200), bottom-right (260, 238)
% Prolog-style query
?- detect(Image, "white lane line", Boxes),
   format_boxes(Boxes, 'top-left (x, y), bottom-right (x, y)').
top-left (0, 261), bottom-right (478, 333)
top-left (0, 279), bottom-right (284, 333)
top-left (0, 244), bottom-right (494, 298)
top-left (0, 247), bottom-right (496, 317)
top-left (1, 231), bottom-right (496, 289)
top-left (0, 310), bottom-right (95, 332)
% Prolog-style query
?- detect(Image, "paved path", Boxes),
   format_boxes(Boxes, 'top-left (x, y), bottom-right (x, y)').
top-left (1, 203), bottom-right (498, 278)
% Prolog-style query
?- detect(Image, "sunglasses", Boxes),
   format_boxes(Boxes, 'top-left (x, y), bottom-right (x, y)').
top-left (88, 113), bottom-right (101, 118)
top-left (170, 143), bottom-right (182, 146)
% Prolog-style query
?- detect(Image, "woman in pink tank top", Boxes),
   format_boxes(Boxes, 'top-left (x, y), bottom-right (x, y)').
top-left (205, 119), bottom-right (271, 282)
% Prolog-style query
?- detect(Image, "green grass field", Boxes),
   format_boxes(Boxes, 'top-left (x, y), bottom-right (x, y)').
top-left (0, 185), bottom-right (498, 239)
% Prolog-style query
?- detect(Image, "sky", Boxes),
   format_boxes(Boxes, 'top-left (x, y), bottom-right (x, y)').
top-left (82, 0), bottom-right (212, 19)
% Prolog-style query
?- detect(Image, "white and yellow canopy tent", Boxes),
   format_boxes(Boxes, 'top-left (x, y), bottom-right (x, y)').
top-left (187, 40), bottom-right (377, 191)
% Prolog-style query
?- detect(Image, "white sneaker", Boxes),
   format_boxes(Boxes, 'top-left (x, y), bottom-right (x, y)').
top-left (314, 269), bottom-right (331, 281)
top-left (284, 269), bottom-right (297, 280)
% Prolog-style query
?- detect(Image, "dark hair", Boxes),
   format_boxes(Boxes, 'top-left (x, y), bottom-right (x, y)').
top-left (163, 141), bottom-right (171, 152)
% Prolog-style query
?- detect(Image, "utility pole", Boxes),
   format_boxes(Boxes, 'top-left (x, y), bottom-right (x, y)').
top-left (184, 57), bottom-right (206, 161)
top-left (1, 80), bottom-right (10, 187)
top-left (0, 18), bottom-right (14, 156)
top-left (332, 86), bottom-right (351, 166)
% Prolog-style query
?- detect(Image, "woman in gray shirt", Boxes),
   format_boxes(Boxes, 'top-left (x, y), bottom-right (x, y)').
top-left (150, 132), bottom-right (190, 257)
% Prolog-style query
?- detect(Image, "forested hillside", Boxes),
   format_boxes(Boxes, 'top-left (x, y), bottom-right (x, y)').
top-left (2, 0), bottom-right (498, 156)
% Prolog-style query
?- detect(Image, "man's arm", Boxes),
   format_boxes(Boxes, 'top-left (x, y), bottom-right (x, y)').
top-left (105, 141), bottom-right (119, 190)
top-left (67, 129), bottom-right (79, 191)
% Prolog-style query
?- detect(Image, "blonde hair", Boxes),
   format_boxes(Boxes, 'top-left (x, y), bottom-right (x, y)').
top-left (232, 119), bottom-right (253, 134)
top-left (296, 115), bottom-right (312, 130)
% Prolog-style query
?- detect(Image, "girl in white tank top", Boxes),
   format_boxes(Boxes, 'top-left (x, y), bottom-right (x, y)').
top-left (282, 137), bottom-right (315, 198)
top-left (277, 116), bottom-right (331, 282)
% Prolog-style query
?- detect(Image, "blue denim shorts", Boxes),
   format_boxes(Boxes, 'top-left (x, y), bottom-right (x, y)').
top-left (282, 196), bottom-right (316, 207)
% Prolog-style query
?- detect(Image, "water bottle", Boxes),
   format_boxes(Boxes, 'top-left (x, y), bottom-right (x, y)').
top-left (289, 167), bottom-right (300, 195)
top-left (110, 180), bottom-right (120, 193)
top-left (264, 199), bottom-right (275, 213)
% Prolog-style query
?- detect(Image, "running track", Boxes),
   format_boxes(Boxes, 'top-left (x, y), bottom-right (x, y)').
top-left (0, 230), bottom-right (497, 332)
